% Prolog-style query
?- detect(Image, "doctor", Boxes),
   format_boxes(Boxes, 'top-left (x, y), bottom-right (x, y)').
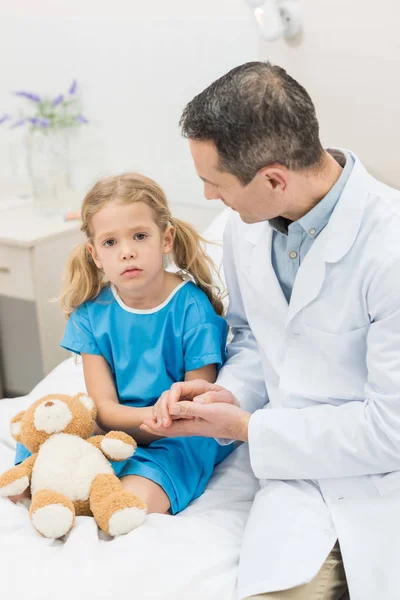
top-left (142, 61), bottom-right (400, 600)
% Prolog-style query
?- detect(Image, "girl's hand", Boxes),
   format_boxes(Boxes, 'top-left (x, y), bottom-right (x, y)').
top-left (152, 390), bottom-right (171, 429)
top-left (151, 390), bottom-right (189, 429)
top-left (151, 379), bottom-right (239, 429)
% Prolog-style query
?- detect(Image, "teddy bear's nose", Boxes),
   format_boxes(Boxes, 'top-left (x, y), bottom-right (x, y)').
top-left (45, 401), bottom-right (54, 407)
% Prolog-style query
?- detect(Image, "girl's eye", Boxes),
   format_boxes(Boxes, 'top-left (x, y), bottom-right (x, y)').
top-left (103, 239), bottom-right (116, 247)
top-left (134, 233), bottom-right (147, 241)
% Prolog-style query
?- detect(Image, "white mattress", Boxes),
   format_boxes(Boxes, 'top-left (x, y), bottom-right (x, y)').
top-left (0, 357), bottom-right (257, 600)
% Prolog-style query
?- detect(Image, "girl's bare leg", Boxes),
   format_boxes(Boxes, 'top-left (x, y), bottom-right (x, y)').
top-left (9, 489), bottom-right (31, 503)
top-left (120, 475), bottom-right (170, 514)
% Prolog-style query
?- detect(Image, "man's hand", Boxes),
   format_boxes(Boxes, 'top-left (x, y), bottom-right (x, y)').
top-left (151, 379), bottom-right (240, 429)
top-left (142, 397), bottom-right (250, 442)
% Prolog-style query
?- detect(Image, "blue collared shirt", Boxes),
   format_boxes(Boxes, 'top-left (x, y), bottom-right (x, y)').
top-left (270, 150), bottom-right (354, 302)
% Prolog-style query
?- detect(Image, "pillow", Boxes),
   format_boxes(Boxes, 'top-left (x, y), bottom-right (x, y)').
top-left (201, 208), bottom-right (230, 287)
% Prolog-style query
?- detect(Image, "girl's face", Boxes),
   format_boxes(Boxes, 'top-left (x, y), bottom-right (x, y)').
top-left (87, 200), bottom-right (174, 299)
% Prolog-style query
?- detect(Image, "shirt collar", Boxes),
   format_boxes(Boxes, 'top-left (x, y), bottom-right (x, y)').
top-left (269, 149), bottom-right (354, 237)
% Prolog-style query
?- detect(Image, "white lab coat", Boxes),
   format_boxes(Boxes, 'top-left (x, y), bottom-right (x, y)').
top-left (217, 151), bottom-right (400, 600)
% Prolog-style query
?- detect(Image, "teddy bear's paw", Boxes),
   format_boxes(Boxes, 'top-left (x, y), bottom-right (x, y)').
top-left (31, 503), bottom-right (75, 539)
top-left (101, 432), bottom-right (136, 461)
top-left (30, 490), bottom-right (75, 539)
top-left (90, 474), bottom-right (146, 535)
top-left (0, 475), bottom-right (29, 497)
top-left (108, 505), bottom-right (147, 536)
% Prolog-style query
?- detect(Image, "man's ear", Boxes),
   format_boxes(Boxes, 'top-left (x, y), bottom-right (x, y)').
top-left (10, 411), bottom-right (25, 443)
top-left (258, 165), bottom-right (288, 192)
top-left (87, 243), bottom-right (102, 270)
top-left (76, 394), bottom-right (97, 420)
top-left (163, 225), bottom-right (175, 255)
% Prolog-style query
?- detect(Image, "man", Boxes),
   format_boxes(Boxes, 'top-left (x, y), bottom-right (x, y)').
top-left (142, 62), bottom-right (400, 600)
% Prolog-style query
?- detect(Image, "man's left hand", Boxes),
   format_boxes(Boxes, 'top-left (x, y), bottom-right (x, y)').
top-left (141, 401), bottom-right (251, 442)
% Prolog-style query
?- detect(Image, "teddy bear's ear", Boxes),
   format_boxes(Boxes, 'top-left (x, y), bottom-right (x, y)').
top-left (10, 411), bottom-right (26, 442)
top-left (76, 394), bottom-right (97, 418)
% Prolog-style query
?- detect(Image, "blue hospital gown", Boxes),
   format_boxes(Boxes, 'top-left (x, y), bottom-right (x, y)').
top-left (16, 280), bottom-right (233, 513)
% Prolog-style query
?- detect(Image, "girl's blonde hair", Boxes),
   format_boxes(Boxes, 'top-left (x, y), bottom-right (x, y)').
top-left (61, 173), bottom-right (225, 317)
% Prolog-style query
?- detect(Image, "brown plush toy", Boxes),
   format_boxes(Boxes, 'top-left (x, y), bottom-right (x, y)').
top-left (0, 393), bottom-right (147, 539)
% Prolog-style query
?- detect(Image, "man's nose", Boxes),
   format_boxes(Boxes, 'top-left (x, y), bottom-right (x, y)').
top-left (204, 183), bottom-right (220, 201)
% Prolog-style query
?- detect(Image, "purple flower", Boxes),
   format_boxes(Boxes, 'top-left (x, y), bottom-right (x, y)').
top-left (13, 91), bottom-right (41, 103)
top-left (0, 114), bottom-right (11, 125)
top-left (76, 114), bottom-right (88, 124)
top-left (69, 80), bottom-right (77, 95)
top-left (11, 118), bottom-right (27, 128)
top-left (52, 94), bottom-right (64, 107)
top-left (29, 117), bottom-right (49, 128)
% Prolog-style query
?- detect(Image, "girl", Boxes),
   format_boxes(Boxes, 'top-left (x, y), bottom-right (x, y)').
top-left (15, 173), bottom-right (232, 521)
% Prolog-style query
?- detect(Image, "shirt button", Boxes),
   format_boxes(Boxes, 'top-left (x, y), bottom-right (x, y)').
top-left (289, 250), bottom-right (298, 259)
top-left (309, 227), bottom-right (317, 236)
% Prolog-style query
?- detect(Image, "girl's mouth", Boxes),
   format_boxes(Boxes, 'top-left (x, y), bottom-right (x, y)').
top-left (121, 267), bottom-right (143, 278)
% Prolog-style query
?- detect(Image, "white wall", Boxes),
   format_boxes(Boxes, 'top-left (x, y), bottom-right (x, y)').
top-left (4, 1), bottom-right (397, 216)
top-left (0, 0), bottom-right (258, 227)
top-left (260, 0), bottom-right (400, 189)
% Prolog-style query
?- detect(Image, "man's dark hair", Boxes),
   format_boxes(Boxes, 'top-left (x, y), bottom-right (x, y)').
top-left (179, 61), bottom-right (324, 185)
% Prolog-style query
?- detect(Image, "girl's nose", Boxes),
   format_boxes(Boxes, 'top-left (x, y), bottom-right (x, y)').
top-left (121, 245), bottom-right (137, 259)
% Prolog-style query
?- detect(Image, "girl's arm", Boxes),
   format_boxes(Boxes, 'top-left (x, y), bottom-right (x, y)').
top-left (184, 364), bottom-right (216, 383)
top-left (81, 353), bottom-right (163, 445)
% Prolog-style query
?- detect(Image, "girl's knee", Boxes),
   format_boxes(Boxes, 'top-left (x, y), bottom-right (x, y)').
top-left (120, 475), bottom-right (170, 514)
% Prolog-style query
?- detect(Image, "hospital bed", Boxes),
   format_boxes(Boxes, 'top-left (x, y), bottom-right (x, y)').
top-left (0, 208), bottom-right (258, 600)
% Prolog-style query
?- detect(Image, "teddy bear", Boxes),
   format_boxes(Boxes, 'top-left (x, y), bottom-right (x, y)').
top-left (0, 392), bottom-right (147, 539)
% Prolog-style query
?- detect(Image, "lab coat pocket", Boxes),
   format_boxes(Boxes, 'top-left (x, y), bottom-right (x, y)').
top-left (280, 322), bottom-right (368, 401)
top-left (373, 471), bottom-right (400, 496)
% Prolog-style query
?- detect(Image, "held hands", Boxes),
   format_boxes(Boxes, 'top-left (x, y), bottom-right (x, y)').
top-left (152, 380), bottom-right (239, 428)
top-left (140, 380), bottom-right (250, 442)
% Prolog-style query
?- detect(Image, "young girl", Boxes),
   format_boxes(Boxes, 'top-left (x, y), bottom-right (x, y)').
top-left (15, 172), bottom-right (232, 521)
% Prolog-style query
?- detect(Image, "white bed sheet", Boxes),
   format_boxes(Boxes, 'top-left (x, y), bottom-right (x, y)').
top-left (0, 357), bottom-right (258, 600)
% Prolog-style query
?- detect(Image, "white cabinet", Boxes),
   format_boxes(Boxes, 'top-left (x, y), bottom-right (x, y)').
top-left (0, 205), bottom-right (84, 396)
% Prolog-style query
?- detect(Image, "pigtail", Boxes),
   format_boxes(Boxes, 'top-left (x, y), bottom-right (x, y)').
top-left (172, 217), bottom-right (225, 316)
top-left (60, 242), bottom-right (106, 318)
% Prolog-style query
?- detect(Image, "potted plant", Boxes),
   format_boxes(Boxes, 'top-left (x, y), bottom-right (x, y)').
top-left (1, 81), bottom-right (88, 214)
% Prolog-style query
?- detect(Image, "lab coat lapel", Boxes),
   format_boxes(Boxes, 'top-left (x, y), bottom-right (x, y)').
top-left (285, 156), bottom-right (370, 328)
top-left (245, 222), bottom-right (288, 318)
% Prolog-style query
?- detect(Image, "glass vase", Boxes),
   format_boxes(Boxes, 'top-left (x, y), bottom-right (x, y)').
top-left (26, 129), bottom-right (75, 216)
